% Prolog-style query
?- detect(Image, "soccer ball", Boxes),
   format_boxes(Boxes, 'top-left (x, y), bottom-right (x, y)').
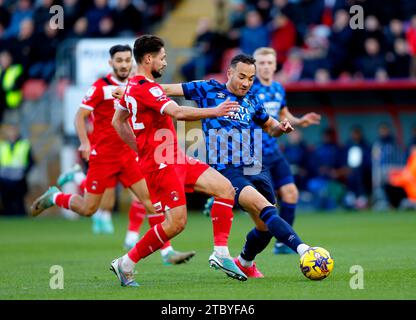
top-left (300, 247), bottom-right (334, 280)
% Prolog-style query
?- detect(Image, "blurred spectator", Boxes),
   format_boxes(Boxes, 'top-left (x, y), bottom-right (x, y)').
top-left (28, 22), bottom-right (59, 82)
top-left (67, 17), bottom-right (89, 39)
top-left (406, 15), bottom-right (416, 78)
top-left (33, 0), bottom-right (56, 34)
top-left (96, 15), bottom-right (116, 37)
top-left (239, 10), bottom-right (270, 55)
top-left (270, 14), bottom-right (296, 66)
top-left (300, 25), bottom-right (330, 79)
top-left (363, 15), bottom-right (385, 46)
top-left (3, 0), bottom-right (33, 39)
top-left (374, 123), bottom-right (399, 165)
top-left (0, 50), bottom-right (24, 121)
top-left (62, 0), bottom-right (83, 36)
top-left (384, 19), bottom-right (405, 52)
top-left (386, 38), bottom-right (411, 78)
top-left (181, 18), bottom-right (227, 81)
top-left (228, 0), bottom-right (247, 29)
top-left (355, 38), bottom-right (387, 79)
top-left (314, 68), bottom-right (331, 83)
top-left (85, 0), bottom-right (114, 36)
top-left (113, 0), bottom-right (144, 36)
top-left (0, 0), bottom-right (11, 35)
top-left (276, 47), bottom-right (303, 83)
top-left (0, 123), bottom-right (34, 216)
top-left (306, 127), bottom-right (347, 210)
top-left (344, 126), bottom-right (372, 210)
top-left (5, 18), bottom-right (35, 68)
top-left (326, 9), bottom-right (353, 77)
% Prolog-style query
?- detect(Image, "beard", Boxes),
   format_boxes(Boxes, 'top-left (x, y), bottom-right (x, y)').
top-left (152, 69), bottom-right (163, 79)
top-left (113, 67), bottom-right (131, 81)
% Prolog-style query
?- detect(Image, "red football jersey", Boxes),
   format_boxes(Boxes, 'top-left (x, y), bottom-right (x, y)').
top-left (118, 75), bottom-right (179, 172)
top-left (80, 73), bottom-right (130, 161)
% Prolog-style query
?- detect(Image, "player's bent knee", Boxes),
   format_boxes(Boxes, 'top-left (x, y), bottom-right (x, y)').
top-left (83, 204), bottom-right (99, 217)
top-left (280, 185), bottom-right (299, 203)
top-left (218, 179), bottom-right (235, 200)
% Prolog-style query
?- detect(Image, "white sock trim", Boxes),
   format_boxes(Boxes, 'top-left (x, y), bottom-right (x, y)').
top-left (213, 201), bottom-right (234, 208)
top-left (238, 255), bottom-right (253, 268)
top-left (52, 192), bottom-right (62, 204)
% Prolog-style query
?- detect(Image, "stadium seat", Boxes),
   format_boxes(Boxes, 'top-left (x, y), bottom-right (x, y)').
top-left (22, 79), bottom-right (47, 101)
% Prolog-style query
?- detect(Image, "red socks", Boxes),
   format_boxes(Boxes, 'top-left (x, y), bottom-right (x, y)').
top-left (147, 213), bottom-right (171, 249)
top-left (127, 223), bottom-right (169, 263)
top-left (54, 193), bottom-right (73, 209)
top-left (211, 198), bottom-right (234, 246)
top-left (128, 200), bottom-right (146, 232)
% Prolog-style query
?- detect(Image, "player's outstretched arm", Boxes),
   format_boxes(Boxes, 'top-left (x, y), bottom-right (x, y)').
top-left (160, 84), bottom-right (185, 97)
top-left (280, 107), bottom-right (321, 128)
top-left (112, 108), bottom-right (138, 153)
top-left (163, 98), bottom-right (239, 121)
top-left (262, 117), bottom-right (294, 137)
top-left (74, 107), bottom-right (92, 161)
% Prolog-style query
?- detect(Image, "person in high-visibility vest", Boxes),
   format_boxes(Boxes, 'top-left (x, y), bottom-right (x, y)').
top-left (0, 123), bottom-right (34, 216)
top-left (0, 50), bottom-right (24, 123)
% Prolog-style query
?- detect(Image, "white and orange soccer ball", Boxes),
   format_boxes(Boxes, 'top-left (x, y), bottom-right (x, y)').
top-left (300, 247), bottom-right (334, 280)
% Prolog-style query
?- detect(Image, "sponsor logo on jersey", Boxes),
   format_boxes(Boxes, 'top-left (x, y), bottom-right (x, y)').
top-left (217, 92), bottom-right (226, 99)
top-left (149, 86), bottom-right (164, 97)
top-left (171, 191), bottom-right (179, 202)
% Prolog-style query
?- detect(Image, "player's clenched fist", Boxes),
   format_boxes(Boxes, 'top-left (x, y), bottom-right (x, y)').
top-left (112, 86), bottom-right (125, 99)
top-left (78, 142), bottom-right (91, 161)
top-left (214, 98), bottom-right (240, 117)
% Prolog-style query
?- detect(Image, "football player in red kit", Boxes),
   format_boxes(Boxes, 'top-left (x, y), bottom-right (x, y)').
top-left (110, 35), bottom-right (248, 287)
top-left (31, 44), bottom-right (194, 265)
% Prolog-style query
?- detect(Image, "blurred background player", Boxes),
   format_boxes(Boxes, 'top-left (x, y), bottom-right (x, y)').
top-left (111, 35), bottom-right (246, 287)
top-left (162, 54), bottom-right (316, 278)
top-left (52, 44), bottom-right (195, 265)
top-left (251, 47), bottom-right (321, 254)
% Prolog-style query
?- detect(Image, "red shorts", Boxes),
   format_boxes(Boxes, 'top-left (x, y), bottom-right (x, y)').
top-left (144, 157), bottom-right (210, 213)
top-left (85, 152), bottom-right (143, 194)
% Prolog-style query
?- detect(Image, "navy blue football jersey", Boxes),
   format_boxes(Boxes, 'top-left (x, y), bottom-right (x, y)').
top-left (182, 79), bottom-right (269, 171)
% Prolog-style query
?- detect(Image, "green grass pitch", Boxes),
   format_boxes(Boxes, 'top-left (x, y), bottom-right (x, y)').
top-left (0, 210), bottom-right (415, 300)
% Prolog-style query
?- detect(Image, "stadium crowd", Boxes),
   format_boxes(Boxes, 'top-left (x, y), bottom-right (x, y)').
top-left (181, 0), bottom-right (416, 82)
top-left (0, 0), bottom-right (177, 121)
top-left (0, 0), bottom-right (415, 215)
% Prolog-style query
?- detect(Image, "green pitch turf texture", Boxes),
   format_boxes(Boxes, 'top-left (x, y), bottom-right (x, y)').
top-left (0, 210), bottom-right (415, 300)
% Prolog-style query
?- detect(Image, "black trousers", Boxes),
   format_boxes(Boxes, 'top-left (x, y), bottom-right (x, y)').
top-left (0, 178), bottom-right (28, 216)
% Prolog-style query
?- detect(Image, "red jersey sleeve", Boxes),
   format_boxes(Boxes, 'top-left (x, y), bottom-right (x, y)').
top-left (137, 82), bottom-right (173, 114)
top-left (80, 81), bottom-right (103, 111)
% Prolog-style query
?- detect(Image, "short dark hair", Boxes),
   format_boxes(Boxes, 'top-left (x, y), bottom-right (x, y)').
top-left (133, 35), bottom-right (165, 63)
top-left (230, 54), bottom-right (256, 68)
top-left (109, 44), bottom-right (132, 58)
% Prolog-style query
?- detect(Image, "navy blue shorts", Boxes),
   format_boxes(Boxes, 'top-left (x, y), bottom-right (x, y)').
top-left (263, 155), bottom-right (295, 190)
top-left (219, 166), bottom-right (276, 209)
